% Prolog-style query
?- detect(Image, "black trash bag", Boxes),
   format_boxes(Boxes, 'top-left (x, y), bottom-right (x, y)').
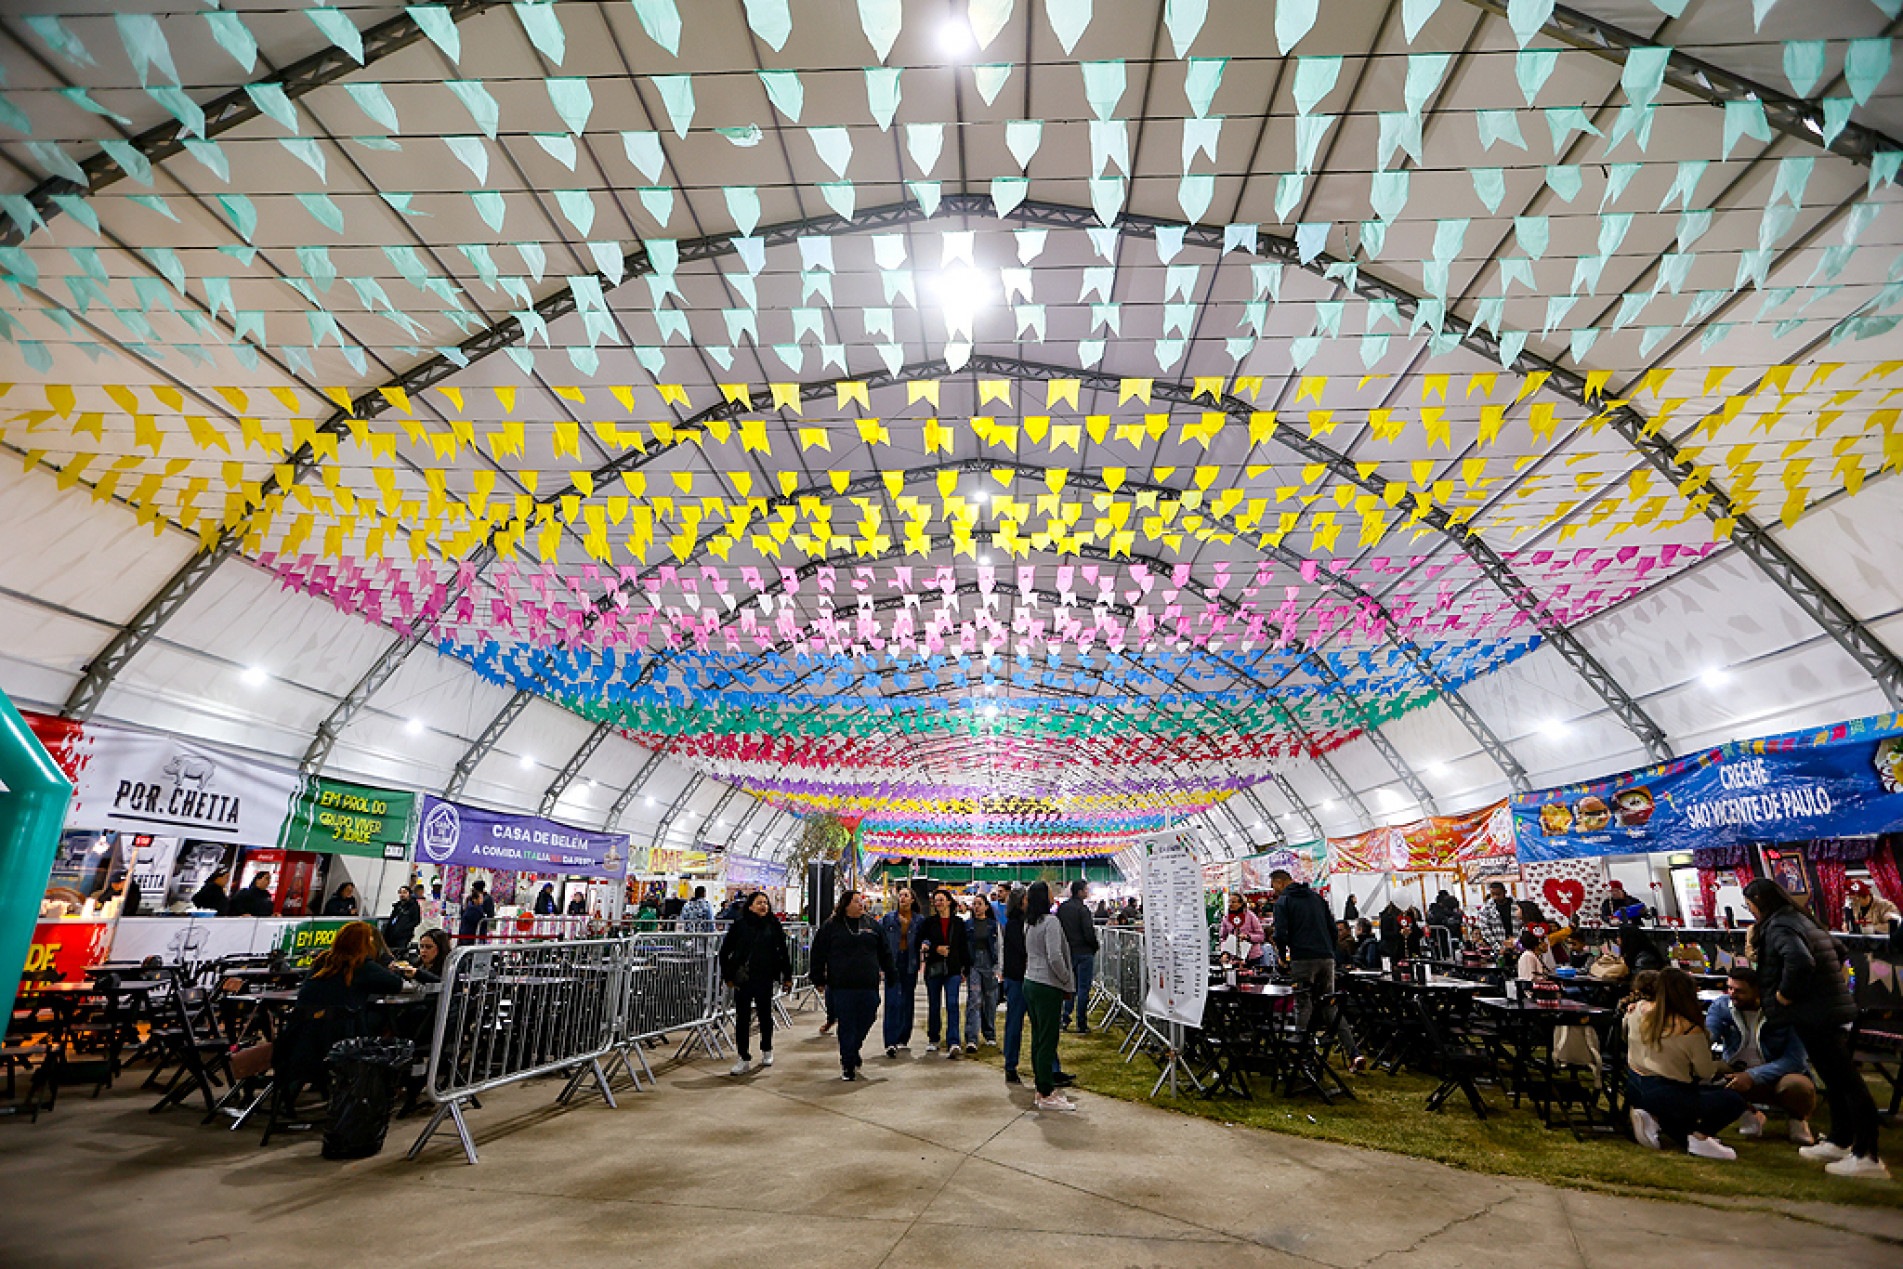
top-left (321, 1037), bottom-right (415, 1160)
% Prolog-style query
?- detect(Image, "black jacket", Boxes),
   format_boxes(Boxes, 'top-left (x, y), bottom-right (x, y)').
top-left (322, 892), bottom-right (357, 916)
top-left (1353, 934), bottom-right (1382, 970)
top-left (1756, 908), bottom-right (1857, 1027)
top-left (457, 895), bottom-right (494, 939)
top-left (1057, 896), bottom-right (1099, 954)
top-left (384, 897), bottom-right (421, 948)
top-left (230, 884), bottom-right (275, 918)
top-left (192, 879), bottom-right (228, 915)
top-left (1002, 911), bottom-right (1028, 981)
top-left (533, 889), bottom-right (558, 915)
top-left (279, 960), bottom-right (407, 1085)
top-left (809, 914), bottom-right (891, 992)
top-left (720, 913), bottom-right (792, 986)
top-left (1273, 882), bottom-right (1336, 961)
top-left (919, 913), bottom-right (970, 979)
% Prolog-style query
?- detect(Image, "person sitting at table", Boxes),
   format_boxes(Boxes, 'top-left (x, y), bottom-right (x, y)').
top-left (408, 929), bottom-right (453, 983)
top-left (1352, 920), bottom-right (1382, 970)
top-left (322, 882), bottom-right (359, 917)
top-left (1216, 892), bottom-right (1266, 965)
top-left (1623, 967), bottom-right (1746, 1160)
top-left (230, 873), bottom-right (276, 918)
top-left (457, 880), bottom-right (495, 940)
top-left (1334, 920), bottom-right (1357, 968)
top-left (1515, 927), bottom-right (1559, 982)
top-left (275, 922), bottom-right (409, 1107)
top-left (1705, 965), bottom-right (1816, 1147)
top-left (1601, 879), bottom-right (1647, 923)
top-left (1616, 905), bottom-right (1665, 973)
top-left (533, 882), bottom-right (558, 916)
top-left (192, 868), bottom-right (231, 915)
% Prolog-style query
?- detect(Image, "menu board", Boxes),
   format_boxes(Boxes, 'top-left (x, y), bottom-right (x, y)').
top-left (1142, 829), bottom-right (1208, 1029)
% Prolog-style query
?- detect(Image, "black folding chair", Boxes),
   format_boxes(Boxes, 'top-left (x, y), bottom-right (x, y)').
top-left (1850, 1005), bottom-right (1903, 1118)
top-left (145, 987), bottom-right (234, 1117)
top-left (1415, 997), bottom-right (1496, 1119)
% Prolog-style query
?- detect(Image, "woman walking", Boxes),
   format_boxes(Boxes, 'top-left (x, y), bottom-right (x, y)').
top-left (1746, 879), bottom-right (1888, 1179)
top-left (1022, 881), bottom-right (1077, 1112)
top-left (965, 890), bottom-right (1002, 1053)
top-left (720, 891), bottom-right (793, 1076)
top-left (880, 887), bottom-right (926, 1058)
top-left (809, 890), bottom-right (891, 1081)
top-left (922, 888), bottom-right (971, 1057)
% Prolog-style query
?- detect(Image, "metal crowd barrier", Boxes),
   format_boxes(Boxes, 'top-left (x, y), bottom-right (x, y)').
top-left (1092, 926), bottom-right (1171, 1063)
top-left (607, 930), bottom-right (725, 1084)
top-left (408, 937), bottom-right (624, 1165)
top-left (476, 913), bottom-right (593, 942)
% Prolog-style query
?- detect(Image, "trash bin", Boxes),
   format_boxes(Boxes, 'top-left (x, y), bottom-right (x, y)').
top-left (321, 1037), bottom-right (415, 1160)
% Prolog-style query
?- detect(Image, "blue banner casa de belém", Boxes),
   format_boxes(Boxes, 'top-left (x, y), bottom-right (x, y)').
top-left (1513, 713), bottom-right (1903, 862)
top-left (413, 796), bottom-right (629, 878)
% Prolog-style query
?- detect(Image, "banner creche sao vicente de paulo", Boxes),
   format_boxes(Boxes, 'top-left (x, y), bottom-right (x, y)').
top-left (1513, 712), bottom-right (1903, 862)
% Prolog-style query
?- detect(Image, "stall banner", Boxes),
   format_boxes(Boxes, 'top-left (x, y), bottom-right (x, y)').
top-left (724, 854), bottom-right (788, 889)
top-left (279, 776), bottom-right (416, 859)
top-left (1328, 803), bottom-right (1510, 874)
top-left (26, 920), bottom-right (113, 981)
top-left (275, 918), bottom-right (355, 966)
top-left (1514, 712), bottom-right (1903, 862)
top-left (414, 797), bottom-right (629, 878)
top-left (1142, 828), bottom-right (1209, 1029)
top-left (1520, 858), bottom-right (1616, 923)
top-left (26, 712), bottom-right (298, 843)
top-left (1237, 840), bottom-right (1328, 891)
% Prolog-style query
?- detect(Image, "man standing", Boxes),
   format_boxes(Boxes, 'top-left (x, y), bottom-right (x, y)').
top-left (1270, 868), bottom-right (1366, 1072)
top-left (1056, 880), bottom-right (1099, 1032)
top-left (1600, 879), bottom-right (1646, 922)
top-left (1474, 881), bottom-right (1518, 948)
top-left (681, 885), bottom-right (715, 933)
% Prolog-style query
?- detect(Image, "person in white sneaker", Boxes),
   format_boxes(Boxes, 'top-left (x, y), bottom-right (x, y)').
top-left (1745, 880), bottom-right (1889, 1180)
top-left (1705, 966), bottom-right (1817, 1146)
top-left (720, 891), bottom-right (793, 1076)
top-left (1623, 968), bottom-right (1746, 1160)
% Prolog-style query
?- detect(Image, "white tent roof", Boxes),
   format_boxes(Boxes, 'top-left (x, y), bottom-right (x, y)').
top-left (1, 0), bottom-right (1900, 863)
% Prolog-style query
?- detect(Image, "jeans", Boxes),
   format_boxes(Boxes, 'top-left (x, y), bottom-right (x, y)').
top-left (1025, 980), bottom-right (1065, 1095)
top-left (732, 978), bottom-right (775, 1061)
top-left (965, 969), bottom-right (1000, 1042)
top-left (1060, 952), bottom-right (1096, 1027)
top-left (1285, 956), bottom-right (1359, 1061)
top-left (925, 972), bottom-right (962, 1048)
top-left (1795, 1018), bottom-right (1881, 1156)
top-left (882, 971), bottom-right (918, 1048)
top-left (829, 988), bottom-right (879, 1074)
top-left (1627, 1073), bottom-right (1747, 1142)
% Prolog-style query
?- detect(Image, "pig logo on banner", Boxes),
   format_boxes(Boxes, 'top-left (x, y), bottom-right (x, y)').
top-left (420, 801), bottom-right (462, 864)
top-left (163, 753), bottom-right (216, 790)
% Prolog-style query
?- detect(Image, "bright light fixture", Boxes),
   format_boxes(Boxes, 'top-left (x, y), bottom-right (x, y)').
top-left (645, 796), bottom-right (657, 807)
top-left (1377, 788), bottom-right (1405, 808)
top-left (405, 718), bottom-right (425, 736)
top-left (584, 778), bottom-right (597, 789)
top-left (1700, 666), bottom-right (1729, 689)
top-left (982, 703), bottom-right (1001, 718)
top-left (1426, 761), bottom-right (1450, 778)
top-left (1541, 718), bottom-right (1568, 738)
top-left (241, 666), bottom-right (268, 687)
top-left (980, 554), bottom-right (993, 565)
top-left (970, 489), bottom-right (989, 504)
top-left (939, 17), bottom-right (974, 55)
top-left (1321, 799), bottom-right (1338, 811)
top-left (518, 754), bottom-right (535, 770)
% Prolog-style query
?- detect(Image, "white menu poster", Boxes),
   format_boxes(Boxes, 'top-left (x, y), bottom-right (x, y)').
top-left (1142, 828), bottom-right (1209, 1029)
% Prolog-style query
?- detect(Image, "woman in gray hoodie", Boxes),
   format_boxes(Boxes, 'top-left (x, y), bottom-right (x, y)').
top-left (1021, 881), bottom-right (1077, 1112)
top-left (964, 893), bottom-right (1002, 1053)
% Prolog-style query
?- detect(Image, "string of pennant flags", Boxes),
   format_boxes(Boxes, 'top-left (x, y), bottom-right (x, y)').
top-left (5, 0), bottom-right (1902, 854)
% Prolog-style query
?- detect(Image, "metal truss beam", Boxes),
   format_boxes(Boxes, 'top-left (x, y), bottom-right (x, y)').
top-left (2, 1), bottom-right (507, 249)
top-left (604, 748), bottom-right (667, 832)
top-left (728, 796), bottom-right (768, 846)
top-left (540, 720), bottom-right (614, 816)
top-left (443, 689), bottom-right (532, 800)
top-left (1299, 650), bottom-right (1439, 816)
top-left (1268, 773), bottom-right (1326, 844)
top-left (652, 773), bottom-right (704, 849)
top-left (1460, 0), bottom-right (1903, 166)
top-left (702, 786), bottom-right (741, 842)
top-left (1236, 787), bottom-right (1287, 847)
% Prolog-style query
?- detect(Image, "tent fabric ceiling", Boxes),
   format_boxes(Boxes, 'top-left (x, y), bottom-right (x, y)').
top-left (0, 0), bottom-right (1900, 862)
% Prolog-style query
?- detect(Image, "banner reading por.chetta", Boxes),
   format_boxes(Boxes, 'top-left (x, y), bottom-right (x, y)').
top-left (1513, 712), bottom-right (1903, 862)
top-left (279, 776), bottom-right (416, 859)
top-left (1327, 802), bottom-right (1511, 874)
top-left (26, 712), bottom-right (297, 844)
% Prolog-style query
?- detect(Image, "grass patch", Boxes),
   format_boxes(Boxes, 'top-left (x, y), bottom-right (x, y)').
top-left (979, 1025), bottom-right (1902, 1212)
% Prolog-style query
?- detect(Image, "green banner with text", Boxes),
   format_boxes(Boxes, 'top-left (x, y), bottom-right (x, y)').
top-left (279, 776), bottom-right (416, 859)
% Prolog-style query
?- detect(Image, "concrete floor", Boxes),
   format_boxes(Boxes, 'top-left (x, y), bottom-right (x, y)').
top-left (4, 1003), bottom-right (1900, 1269)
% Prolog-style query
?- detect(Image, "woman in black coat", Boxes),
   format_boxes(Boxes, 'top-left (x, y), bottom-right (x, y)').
top-left (192, 869), bottom-right (230, 915)
top-left (718, 892), bottom-right (793, 1075)
top-left (383, 886), bottom-right (422, 951)
top-left (322, 882), bottom-right (359, 916)
top-left (1746, 879), bottom-right (1884, 1176)
top-left (809, 891), bottom-right (892, 1080)
top-left (920, 888), bottom-right (972, 1056)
